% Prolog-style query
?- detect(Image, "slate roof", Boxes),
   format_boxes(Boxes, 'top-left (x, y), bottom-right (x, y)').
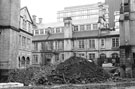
top-left (33, 30), bottom-right (119, 41)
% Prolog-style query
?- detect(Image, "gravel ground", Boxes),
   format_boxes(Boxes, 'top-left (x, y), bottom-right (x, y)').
top-left (2, 81), bottom-right (135, 89)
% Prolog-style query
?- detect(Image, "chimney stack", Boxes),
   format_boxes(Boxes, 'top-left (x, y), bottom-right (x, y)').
top-left (39, 18), bottom-right (43, 24)
top-left (32, 15), bottom-right (37, 23)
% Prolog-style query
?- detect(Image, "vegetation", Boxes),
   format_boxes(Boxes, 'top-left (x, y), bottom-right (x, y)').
top-left (8, 65), bottom-right (56, 86)
top-left (8, 57), bottom-right (110, 86)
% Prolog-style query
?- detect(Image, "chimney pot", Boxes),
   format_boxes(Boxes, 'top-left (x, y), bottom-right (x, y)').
top-left (32, 15), bottom-right (37, 23)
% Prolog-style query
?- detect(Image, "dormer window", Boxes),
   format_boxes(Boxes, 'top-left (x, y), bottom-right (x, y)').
top-left (56, 27), bottom-right (60, 33)
top-left (74, 25), bottom-right (78, 31)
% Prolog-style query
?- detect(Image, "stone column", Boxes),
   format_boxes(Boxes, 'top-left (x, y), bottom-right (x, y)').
top-left (0, 0), bottom-right (20, 70)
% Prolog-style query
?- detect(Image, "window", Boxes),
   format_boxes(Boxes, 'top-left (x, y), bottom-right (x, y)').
top-left (27, 38), bottom-right (31, 48)
top-left (51, 28), bottom-right (55, 33)
top-left (47, 41), bottom-right (53, 50)
top-left (93, 24), bottom-right (98, 30)
top-left (18, 57), bottom-right (21, 67)
top-left (89, 39), bottom-right (95, 49)
top-left (56, 27), bottom-right (60, 33)
top-left (22, 36), bottom-right (26, 47)
top-left (115, 22), bottom-right (119, 29)
top-left (101, 39), bottom-right (105, 48)
top-left (62, 54), bottom-right (64, 60)
top-left (19, 35), bottom-right (21, 46)
top-left (61, 27), bottom-right (64, 33)
top-left (80, 25), bottom-right (85, 31)
top-left (23, 19), bottom-right (26, 30)
top-left (100, 53), bottom-right (106, 59)
top-left (62, 41), bottom-right (64, 49)
top-left (79, 53), bottom-right (85, 58)
top-left (55, 41), bottom-right (59, 50)
top-left (74, 25), bottom-right (78, 31)
top-left (33, 55), bottom-right (38, 64)
top-left (26, 57), bottom-right (30, 65)
top-left (112, 38), bottom-right (119, 48)
top-left (45, 29), bottom-right (48, 34)
top-left (86, 24), bottom-right (91, 30)
top-left (89, 53), bottom-right (95, 60)
top-left (112, 53), bottom-right (119, 63)
top-left (115, 15), bottom-right (120, 22)
top-left (35, 30), bottom-right (39, 35)
top-left (55, 54), bottom-right (59, 61)
top-left (40, 29), bottom-right (44, 34)
top-left (21, 57), bottom-right (25, 67)
top-left (33, 42), bottom-right (38, 50)
top-left (79, 40), bottom-right (84, 49)
top-left (28, 22), bottom-right (31, 32)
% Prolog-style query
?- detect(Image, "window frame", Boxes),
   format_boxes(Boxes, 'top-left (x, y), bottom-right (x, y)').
top-left (89, 39), bottom-right (95, 49)
top-left (86, 24), bottom-right (91, 30)
top-left (80, 25), bottom-right (85, 31)
top-left (79, 40), bottom-right (85, 49)
top-left (93, 23), bottom-right (98, 30)
top-left (89, 53), bottom-right (95, 60)
top-left (112, 37), bottom-right (119, 48)
top-left (101, 39), bottom-right (105, 48)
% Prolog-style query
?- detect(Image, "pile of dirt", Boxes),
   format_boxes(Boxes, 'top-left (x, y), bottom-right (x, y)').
top-left (48, 56), bottom-right (110, 84)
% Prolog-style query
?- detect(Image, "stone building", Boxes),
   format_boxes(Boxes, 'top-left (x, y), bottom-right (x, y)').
top-left (18, 7), bottom-right (34, 68)
top-left (105, 0), bottom-right (122, 28)
top-left (0, 0), bottom-right (34, 82)
top-left (32, 2), bottom-right (120, 65)
top-left (119, 0), bottom-right (135, 66)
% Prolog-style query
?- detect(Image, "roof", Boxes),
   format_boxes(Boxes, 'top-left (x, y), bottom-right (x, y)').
top-left (73, 30), bottom-right (99, 38)
top-left (20, 6), bottom-right (34, 24)
top-left (33, 33), bottom-right (64, 41)
top-left (36, 18), bottom-right (99, 29)
top-left (72, 18), bottom-right (98, 25)
top-left (37, 22), bottom-right (64, 29)
top-left (33, 30), bottom-right (119, 41)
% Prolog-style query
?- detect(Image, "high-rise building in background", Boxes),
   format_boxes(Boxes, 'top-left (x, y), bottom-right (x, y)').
top-left (57, 2), bottom-right (109, 24)
top-left (105, 0), bottom-right (122, 28)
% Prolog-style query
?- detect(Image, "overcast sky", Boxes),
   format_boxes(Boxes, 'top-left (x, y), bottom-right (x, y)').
top-left (21, 0), bottom-right (105, 23)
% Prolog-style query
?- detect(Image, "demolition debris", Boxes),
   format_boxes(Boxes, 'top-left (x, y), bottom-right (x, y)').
top-left (48, 56), bottom-right (110, 84)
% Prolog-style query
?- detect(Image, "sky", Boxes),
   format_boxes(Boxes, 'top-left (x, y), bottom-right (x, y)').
top-left (21, 0), bottom-right (105, 23)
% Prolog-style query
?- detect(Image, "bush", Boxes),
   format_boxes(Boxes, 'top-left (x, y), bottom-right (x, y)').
top-left (32, 64), bottom-right (56, 85)
top-left (8, 67), bottom-right (40, 86)
top-left (8, 65), bottom-right (56, 86)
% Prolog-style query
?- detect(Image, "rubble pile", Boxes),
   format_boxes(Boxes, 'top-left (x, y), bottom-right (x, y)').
top-left (48, 56), bottom-right (110, 84)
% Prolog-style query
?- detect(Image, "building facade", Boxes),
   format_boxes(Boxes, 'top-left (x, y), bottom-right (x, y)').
top-left (105, 0), bottom-right (122, 28)
top-left (119, 0), bottom-right (135, 66)
top-left (0, 0), bottom-right (34, 82)
top-left (32, 2), bottom-right (120, 65)
top-left (0, 0), bottom-right (20, 82)
top-left (18, 7), bottom-right (34, 68)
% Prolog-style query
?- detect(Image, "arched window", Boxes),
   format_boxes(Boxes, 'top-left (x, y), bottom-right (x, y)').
top-left (100, 53), bottom-right (106, 59)
top-left (112, 53), bottom-right (119, 58)
top-left (18, 57), bottom-right (21, 67)
top-left (21, 56), bottom-right (25, 67)
top-left (100, 53), bottom-right (107, 63)
top-left (112, 53), bottom-right (119, 63)
top-left (26, 57), bottom-right (30, 65)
